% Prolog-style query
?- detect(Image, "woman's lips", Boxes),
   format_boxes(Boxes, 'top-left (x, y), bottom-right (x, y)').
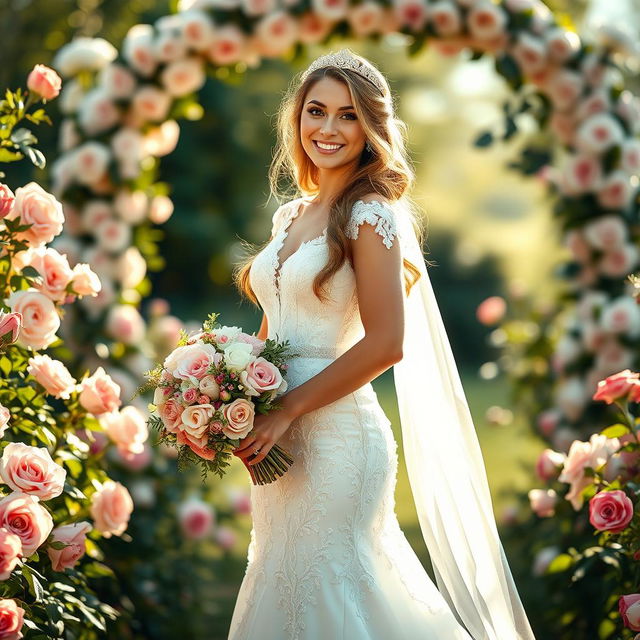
top-left (312, 140), bottom-right (345, 154)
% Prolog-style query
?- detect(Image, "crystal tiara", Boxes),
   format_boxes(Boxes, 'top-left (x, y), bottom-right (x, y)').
top-left (300, 49), bottom-right (386, 94)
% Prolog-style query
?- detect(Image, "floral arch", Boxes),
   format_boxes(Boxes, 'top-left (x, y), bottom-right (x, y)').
top-left (48, 0), bottom-right (640, 637)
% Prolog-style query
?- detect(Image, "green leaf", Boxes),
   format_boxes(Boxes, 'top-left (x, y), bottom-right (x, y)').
top-left (83, 561), bottom-right (115, 579)
top-left (20, 265), bottom-right (41, 279)
top-left (0, 357), bottom-right (11, 376)
top-left (547, 553), bottom-right (574, 574)
top-left (21, 564), bottom-right (45, 601)
top-left (601, 423), bottom-right (630, 438)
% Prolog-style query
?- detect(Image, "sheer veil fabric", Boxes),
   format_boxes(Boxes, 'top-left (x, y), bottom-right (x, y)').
top-left (392, 198), bottom-right (536, 640)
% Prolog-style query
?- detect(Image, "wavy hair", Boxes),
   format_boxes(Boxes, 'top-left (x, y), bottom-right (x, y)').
top-left (233, 49), bottom-right (429, 307)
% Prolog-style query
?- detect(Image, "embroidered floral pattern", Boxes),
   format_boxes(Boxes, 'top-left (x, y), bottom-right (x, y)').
top-left (345, 199), bottom-right (398, 249)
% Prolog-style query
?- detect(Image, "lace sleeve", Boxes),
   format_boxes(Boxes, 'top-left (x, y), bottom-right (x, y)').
top-left (345, 199), bottom-right (398, 249)
top-left (271, 203), bottom-right (287, 237)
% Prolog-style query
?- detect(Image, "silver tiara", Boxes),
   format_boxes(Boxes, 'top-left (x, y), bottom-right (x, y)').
top-left (300, 49), bottom-right (385, 94)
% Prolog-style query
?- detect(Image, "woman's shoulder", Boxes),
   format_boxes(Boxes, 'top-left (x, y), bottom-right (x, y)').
top-left (347, 193), bottom-right (398, 248)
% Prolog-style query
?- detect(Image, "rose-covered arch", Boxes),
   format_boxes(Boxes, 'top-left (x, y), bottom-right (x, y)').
top-left (49, 0), bottom-right (640, 636)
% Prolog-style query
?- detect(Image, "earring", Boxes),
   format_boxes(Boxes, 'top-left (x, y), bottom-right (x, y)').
top-left (365, 141), bottom-right (372, 152)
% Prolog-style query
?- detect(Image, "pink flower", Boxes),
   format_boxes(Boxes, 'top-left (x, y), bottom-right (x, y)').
top-left (159, 397), bottom-right (183, 433)
top-left (0, 312), bottom-right (21, 346)
top-left (0, 442), bottom-right (66, 501)
top-left (0, 405), bottom-right (9, 438)
top-left (619, 594), bottom-right (640, 632)
top-left (165, 343), bottom-right (220, 383)
top-left (466, 2), bottom-right (507, 40)
top-left (0, 529), bottom-right (21, 580)
top-left (19, 246), bottom-right (73, 303)
top-left (476, 296), bottom-right (506, 326)
top-left (46, 521), bottom-right (91, 571)
top-left (90, 480), bottom-right (133, 538)
top-left (0, 598), bottom-right (25, 640)
top-left (78, 366), bottom-right (122, 416)
top-left (70, 263), bottom-right (101, 297)
top-left (593, 369), bottom-right (640, 404)
top-left (4, 182), bottom-right (64, 247)
top-left (6, 289), bottom-right (60, 351)
top-left (215, 525), bottom-right (237, 549)
top-left (393, 0), bottom-right (429, 32)
top-left (589, 490), bottom-right (633, 533)
top-left (181, 404), bottom-right (215, 440)
top-left (535, 449), bottom-right (566, 481)
top-left (536, 408), bottom-right (560, 437)
top-left (182, 387), bottom-right (199, 404)
top-left (99, 406), bottom-right (148, 458)
top-left (27, 354), bottom-right (77, 399)
top-left (239, 357), bottom-right (284, 397)
top-left (27, 64), bottom-right (62, 101)
top-left (207, 25), bottom-right (247, 66)
top-left (528, 489), bottom-right (557, 517)
top-left (176, 429), bottom-right (216, 460)
top-left (0, 491), bottom-right (53, 556)
top-left (221, 398), bottom-right (255, 440)
top-left (177, 497), bottom-right (214, 539)
top-left (0, 185), bottom-right (15, 219)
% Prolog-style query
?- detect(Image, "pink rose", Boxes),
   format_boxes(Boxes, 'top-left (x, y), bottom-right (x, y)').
top-left (0, 599), bottom-right (25, 640)
top-left (6, 289), bottom-right (60, 350)
top-left (221, 398), bottom-right (255, 440)
top-left (5, 182), bottom-right (64, 247)
top-left (0, 312), bottom-right (21, 346)
top-left (165, 343), bottom-right (219, 383)
top-left (528, 489), bottom-right (557, 517)
top-left (27, 64), bottom-right (62, 101)
top-left (27, 354), bottom-right (77, 399)
top-left (620, 594), bottom-right (640, 632)
top-left (0, 404), bottom-right (9, 438)
top-left (46, 521), bottom-right (92, 571)
top-left (181, 404), bottom-right (215, 439)
top-left (234, 332), bottom-right (266, 356)
top-left (476, 296), bottom-right (506, 326)
top-left (215, 525), bottom-right (237, 550)
top-left (593, 369), bottom-right (640, 404)
top-left (239, 357), bottom-right (284, 397)
top-left (0, 491), bottom-right (53, 556)
top-left (0, 442), bottom-right (66, 501)
top-left (100, 406), bottom-right (148, 458)
top-left (535, 448), bottom-right (566, 481)
top-left (20, 246), bottom-right (73, 302)
top-left (197, 394), bottom-right (210, 404)
top-left (78, 366), bottom-right (122, 416)
top-left (0, 185), bottom-right (15, 219)
top-left (70, 263), bottom-right (102, 297)
top-left (182, 387), bottom-right (199, 404)
top-left (467, 2), bottom-right (507, 40)
top-left (159, 397), bottom-right (183, 433)
top-left (90, 480), bottom-right (133, 538)
top-left (105, 305), bottom-right (145, 346)
top-left (0, 529), bottom-right (22, 580)
top-left (177, 498), bottom-right (214, 539)
top-left (589, 489), bottom-right (633, 533)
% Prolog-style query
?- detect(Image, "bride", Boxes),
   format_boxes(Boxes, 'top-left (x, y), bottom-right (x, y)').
top-left (228, 48), bottom-right (536, 640)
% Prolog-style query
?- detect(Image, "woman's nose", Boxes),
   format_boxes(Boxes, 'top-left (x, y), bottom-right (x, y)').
top-left (319, 116), bottom-right (338, 136)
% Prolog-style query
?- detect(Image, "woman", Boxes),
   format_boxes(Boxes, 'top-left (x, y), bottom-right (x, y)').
top-left (229, 48), bottom-right (535, 640)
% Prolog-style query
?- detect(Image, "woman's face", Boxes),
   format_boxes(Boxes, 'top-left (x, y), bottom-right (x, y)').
top-left (300, 76), bottom-right (367, 171)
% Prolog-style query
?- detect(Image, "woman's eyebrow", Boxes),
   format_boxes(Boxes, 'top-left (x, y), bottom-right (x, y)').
top-left (307, 99), bottom-right (354, 110)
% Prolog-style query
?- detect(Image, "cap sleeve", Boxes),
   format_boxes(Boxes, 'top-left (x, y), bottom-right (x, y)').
top-left (345, 199), bottom-right (398, 249)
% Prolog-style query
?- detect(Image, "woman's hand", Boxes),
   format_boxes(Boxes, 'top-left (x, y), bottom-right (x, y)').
top-left (233, 403), bottom-right (296, 466)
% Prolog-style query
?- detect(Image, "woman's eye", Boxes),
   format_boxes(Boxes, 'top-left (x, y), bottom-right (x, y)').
top-left (307, 108), bottom-right (357, 120)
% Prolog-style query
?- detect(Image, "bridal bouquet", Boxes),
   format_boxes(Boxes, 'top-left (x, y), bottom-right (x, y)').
top-left (139, 312), bottom-right (296, 485)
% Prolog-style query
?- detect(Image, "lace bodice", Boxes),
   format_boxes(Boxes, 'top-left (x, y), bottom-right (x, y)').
top-left (249, 197), bottom-right (399, 361)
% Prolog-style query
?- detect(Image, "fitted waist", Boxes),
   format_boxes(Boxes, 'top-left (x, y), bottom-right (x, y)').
top-left (284, 343), bottom-right (339, 359)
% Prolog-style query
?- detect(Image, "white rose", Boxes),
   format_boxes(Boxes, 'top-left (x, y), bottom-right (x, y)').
top-left (123, 24), bottom-right (158, 77)
top-left (154, 31), bottom-right (188, 63)
top-left (81, 200), bottom-right (113, 233)
top-left (554, 376), bottom-right (588, 422)
top-left (512, 31), bottom-right (547, 74)
top-left (599, 244), bottom-right (639, 278)
top-left (575, 113), bottom-right (626, 155)
top-left (584, 214), bottom-right (627, 250)
top-left (546, 69), bottom-right (584, 111)
top-left (596, 170), bottom-right (633, 210)
top-left (59, 79), bottom-right (84, 115)
top-left (311, 0), bottom-right (348, 20)
top-left (52, 37), bottom-right (117, 76)
top-left (111, 127), bottom-right (145, 163)
top-left (207, 25), bottom-right (247, 66)
top-left (114, 189), bottom-right (148, 225)
top-left (466, 1), bottom-right (507, 40)
top-left (132, 85), bottom-right (172, 123)
top-left (77, 87), bottom-right (120, 136)
top-left (180, 9), bottom-right (216, 49)
top-left (95, 218), bottom-right (132, 253)
top-left (222, 342), bottom-right (255, 371)
top-left (73, 142), bottom-right (111, 186)
top-left (600, 296), bottom-right (640, 337)
top-left (59, 118), bottom-right (80, 151)
top-left (348, 2), bottom-right (385, 37)
top-left (114, 246), bottom-right (147, 289)
top-left (160, 57), bottom-right (206, 98)
top-left (98, 63), bottom-right (137, 99)
top-left (621, 139), bottom-right (640, 174)
top-left (253, 11), bottom-right (299, 57)
top-left (544, 27), bottom-right (580, 63)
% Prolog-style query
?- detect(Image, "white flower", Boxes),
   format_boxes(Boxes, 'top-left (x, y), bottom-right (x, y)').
top-left (73, 142), bottom-right (111, 186)
top-left (466, 1), bottom-right (507, 40)
top-left (149, 195), bottom-right (174, 224)
top-left (123, 24), bottom-right (158, 77)
top-left (599, 244), bottom-right (639, 278)
top-left (348, 2), bottom-right (385, 37)
top-left (111, 127), bottom-right (145, 163)
top-left (59, 118), bottom-right (80, 152)
top-left (596, 170), bottom-right (633, 210)
top-left (98, 64), bottom-right (137, 99)
top-left (554, 376), bottom-right (588, 422)
top-left (154, 31), bottom-right (188, 63)
top-left (512, 31), bottom-right (547, 74)
top-left (179, 9), bottom-right (216, 49)
top-left (575, 113), bottom-right (626, 155)
top-left (584, 214), bottom-right (627, 250)
top-left (207, 25), bottom-right (247, 66)
top-left (52, 37), bottom-right (118, 76)
top-left (143, 120), bottom-right (180, 157)
top-left (132, 85), bottom-right (172, 123)
top-left (312, 0), bottom-right (348, 20)
top-left (600, 296), bottom-right (640, 337)
top-left (253, 11), bottom-right (299, 57)
top-left (621, 139), bottom-right (640, 174)
top-left (81, 200), bottom-right (113, 233)
top-left (114, 247), bottom-right (147, 289)
top-left (78, 87), bottom-right (120, 136)
top-left (95, 218), bottom-right (132, 253)
top-left (222, 342), bottom-right (255, 372)
top-left (160, 57), bottom-right (206, 97)
top-left (544, 27), bottom-right (580, 63)
top-left (546, 69), bottom-right (584, 111)
top-left (59, 79), bottom-right (85, 115)
top-left (114, 189), bottom-right (148, 225)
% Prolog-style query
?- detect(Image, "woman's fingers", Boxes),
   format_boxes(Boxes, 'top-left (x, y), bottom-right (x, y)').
top-left (247, 443), bottom-right (272, 466)
top-left (235, 439), bottom-right (265, 461)
top-left (233, 437), bottom-right (257, 458)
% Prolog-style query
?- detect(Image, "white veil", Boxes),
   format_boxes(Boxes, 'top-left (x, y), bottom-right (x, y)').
top-left (392, 198), bottom-right (536, 640)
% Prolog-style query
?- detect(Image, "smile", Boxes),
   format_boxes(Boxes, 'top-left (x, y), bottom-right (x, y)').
top-left (313, 140), bottom-right (344, 154)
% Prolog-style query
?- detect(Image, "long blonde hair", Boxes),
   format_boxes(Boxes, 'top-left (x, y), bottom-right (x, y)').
top-left (233, 49), bottom-right (427, 306)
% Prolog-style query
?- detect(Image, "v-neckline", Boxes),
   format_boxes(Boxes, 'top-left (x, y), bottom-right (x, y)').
top-left (273, 198), bottom-right (328, 292)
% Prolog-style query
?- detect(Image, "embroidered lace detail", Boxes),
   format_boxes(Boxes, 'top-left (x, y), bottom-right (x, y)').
top-left (286, 343), bottom-right (337, 359)
top-left (345, 199), bottom-right (398, 249)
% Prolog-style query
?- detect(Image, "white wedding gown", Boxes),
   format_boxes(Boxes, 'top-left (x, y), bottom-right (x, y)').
top-left (227, 197), bottom-right (472, 640)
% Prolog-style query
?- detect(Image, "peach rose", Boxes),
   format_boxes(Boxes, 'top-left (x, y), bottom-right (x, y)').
top-left (181, 404), bottom-right (215, 439)
top-left (100, 406), bottom-right (148, 458)
top-left (132, 85), bottom-right (172, 123)
top-left (593, 369), bottom-right (640, 404)
top-left (27, 64), bottom-right (62, 101)
top-left (0, 184), bottom-right (15, 218)
top-left (221, 398), bottom-right (255, 440)
top-left (589, 489), bottom-right (633, 533)
top-left (78, 366), bottom-right (122, 416)
top-left (69, 263), bottom-right (102, 297)
top-left (46, 521), bottom-right (92, 571)
top-left (90, 480), bottom-right (133, 538)
top-left (6, 289), bottom-right (60, 350)
top-left (176, 429), bottom-right (216, 460)
top-left (73, 141), bottom-right (111, 186)
top-left (619, 594), bottom-right (640, 632)
top-left (0, 598), bottom-right (25, 640)
top-left (0, 312), bottom-right (21, 346)
top-left (177, 497), bottom-right (214, 539)
top-left (5, 182), bottom-right (64, 247)
top-left (0, 442), bottom-right (66, 501)
top-left (198, 375), bottom-right (220, 400)
top-left (27, 354), bottom-right (77, 399)
top-left (149, 195), bottom-right (174, 224)
top-left (143, 120), bottom-right (180, 157)
top-left (0, 491), bottom-right (53, 556)
top-left (159, 397), bottom-right (184, 433)
top-left (239, 357), bottom-right (284, 397)
top-left (160, 57), bottom-right (206, 97)
top-left (20, 246), bottom-right (73, 302)
top-left (0, 528), bottom-right (21, 580)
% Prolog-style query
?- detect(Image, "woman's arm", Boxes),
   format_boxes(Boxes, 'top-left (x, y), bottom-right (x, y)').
top-left (279, 196), bottom-right (404, 421)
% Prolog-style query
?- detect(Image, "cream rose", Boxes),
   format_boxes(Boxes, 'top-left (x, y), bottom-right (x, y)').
top-left (0, 491), bottom-right (54, 556)
top-left (198, 374), bottom-right (220, 400)
top-left (78, 366), bottom-right (122, 416)
top-left (46, 521), bottom-right (92, 572)
top-left (222, 341), bottom-right (255, 372)
top-left (181, 404), bottom-right (215, 439)
top-left (6, 289), bottom-right (60, 351)
top-left (100, 406), bottom-right (149, 457)
top-left (70, 263), bottom-right (102, 297)
top-left (27, 354), bottom-right (77, 399)
top-left (90, 480), bottom-right (133, 538)
top-left (221, 397), bottom-right (255, 439)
